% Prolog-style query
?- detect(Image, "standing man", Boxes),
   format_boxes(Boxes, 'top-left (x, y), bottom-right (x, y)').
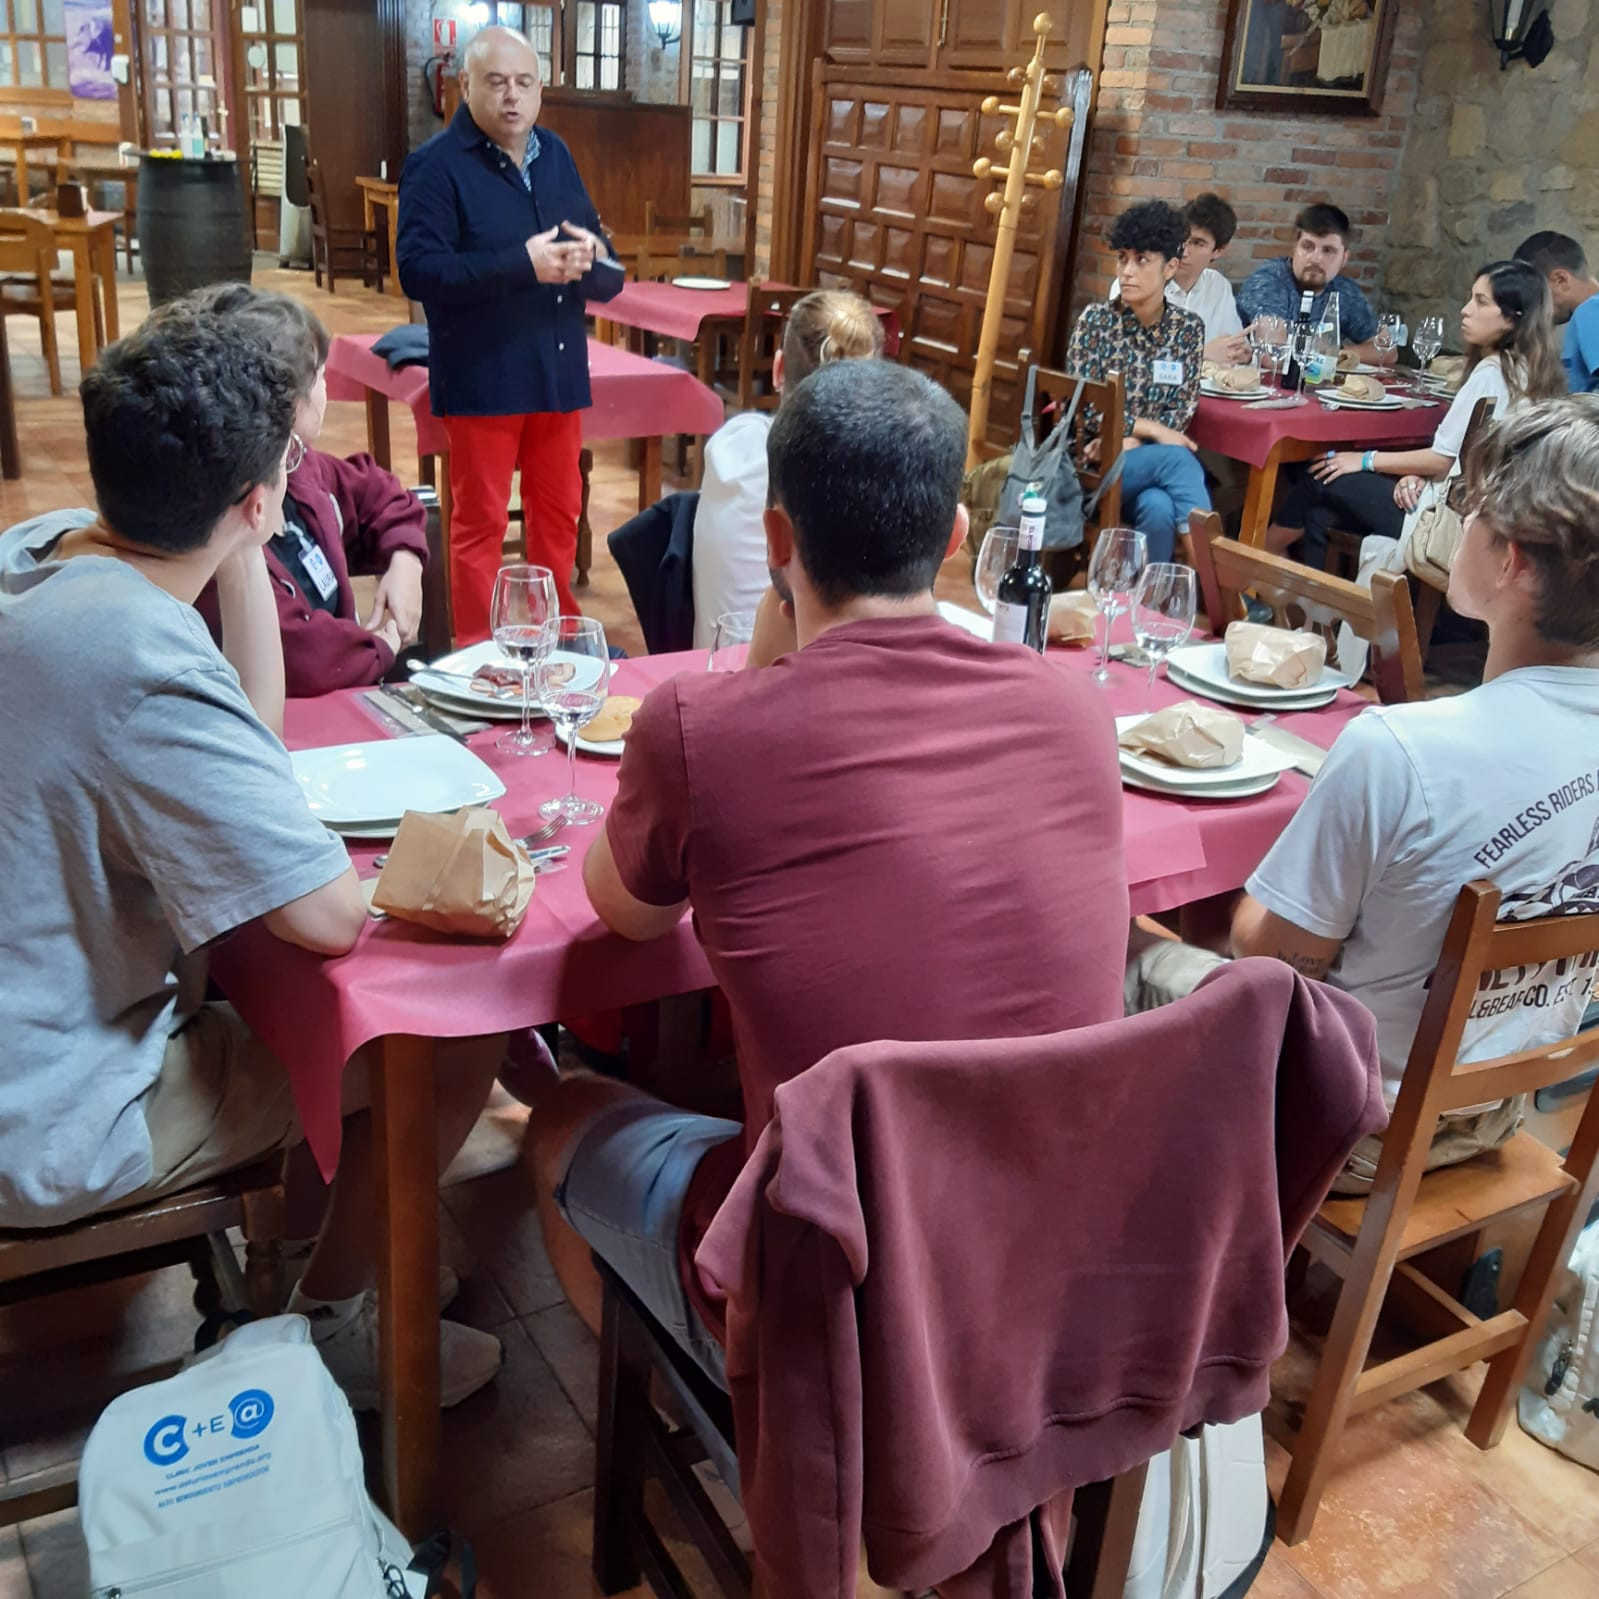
top-left (1235, 202), bottom-right (1395, 368)
top-left (398, 26), bottom-right (623, 638)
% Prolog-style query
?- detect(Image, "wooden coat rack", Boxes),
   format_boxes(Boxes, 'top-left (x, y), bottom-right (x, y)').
top-left (966, 12), bottom-right (1074, 468)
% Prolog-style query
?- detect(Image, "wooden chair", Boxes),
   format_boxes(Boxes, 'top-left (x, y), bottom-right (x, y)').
top-left (639, 200), bottom-right (713, 274)
top-left (1188, 510), bottom-right (1425, 704)
top-left (735, 284), bottom-right (809, 413)
top-left (1023, 366), bottom-right (1125, 586)
top-left (591, 1259), bottom-right (1152, 1598)
top-left (0, 208), bottom-right (81, 395)
top-left (1274, 882), bottom-right (1599, 1544)
top-left (0, 1160), bottom-right (287, 1527)
top-left (305, 159), bottom-right (378, 295)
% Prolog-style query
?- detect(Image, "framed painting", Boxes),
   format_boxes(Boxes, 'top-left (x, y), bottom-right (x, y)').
top-left (1217, 0), bottom-right (1399, 116)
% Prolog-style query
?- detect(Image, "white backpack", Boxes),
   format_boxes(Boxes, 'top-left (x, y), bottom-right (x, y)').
top-left (79, 1315), bottom-right (428, 1598)
top-left (1518, 1215), bottom-right (1599, 1471)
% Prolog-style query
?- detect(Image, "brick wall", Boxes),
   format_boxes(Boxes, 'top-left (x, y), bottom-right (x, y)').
top-left (1078, 0), bottom-right (1423, 311)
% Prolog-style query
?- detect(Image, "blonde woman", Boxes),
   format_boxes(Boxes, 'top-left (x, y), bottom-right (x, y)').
top-left (693, 290), bottom-right (882, 653)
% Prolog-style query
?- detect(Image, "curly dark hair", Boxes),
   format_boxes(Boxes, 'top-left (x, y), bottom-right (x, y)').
top-left (155, 281), bottom-right (330, 397)
top-left (1185, 192), bottom-right (1237, 249)
top-left (80, 310), bottom-right (299, 554)
top-left (1109, 201), bottom-right (1188, 262)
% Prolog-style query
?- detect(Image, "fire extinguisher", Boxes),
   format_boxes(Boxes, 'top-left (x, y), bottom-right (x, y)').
top-left (423, 52), bottom-right (454, 118)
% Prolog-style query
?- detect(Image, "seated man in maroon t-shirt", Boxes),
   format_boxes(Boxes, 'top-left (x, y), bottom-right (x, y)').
top-left (525, 359), bottom-right (1132, 1381)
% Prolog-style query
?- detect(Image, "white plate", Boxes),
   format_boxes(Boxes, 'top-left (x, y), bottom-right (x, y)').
top-left (1119, 765), bottom-right (1283, 800)
top-left (1165, 642), bottom-right (1351, 705)
top-left (1201, 380), bottom-right (1267, 401)
top-left (1314, 388), bottom-right (1403, 410)
top-left (410, 642), bottom-right (607, 718)
top-left (1165, 662), bottom-right (1338, 713)
top-left (555, 723), bottom-right (624, 758)
top-left (1115, 714), bottom-right (1297, 790)
top-left (292, 735), bottom-right (505, 826)
top-left (671, 275), bottom-right (731, 291)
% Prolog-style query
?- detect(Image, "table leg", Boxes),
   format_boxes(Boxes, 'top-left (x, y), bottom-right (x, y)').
top-left (0, 316), bottom-right (21, 480)
top-left (1238, 438), bottom-right (1314, 549)
top-left (16, 148), bottom-right (29, 206)
top-left (363, 192), bottom-right (378, 291)
top-left (387, 203), bottom-right (403, 299)
top-left (437, 452), bottom-right (455, 632)
top-left (639, 437), bottom-right (661, 510)
top-left (69, 238), bottom-right (96, 380)
top-left (577, 446), bottom-right (593, 586)
top-left (95, 226), bottom-right (119, 345)
top-left (374, 1033), bottom-right (442, 1538)
top-left (364, 391), bottom-right (393, 471)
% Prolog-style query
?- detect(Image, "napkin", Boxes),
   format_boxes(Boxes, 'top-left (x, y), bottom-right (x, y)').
top-left (371, 807), bottom-right (535, 940)
top-left (1428, 354), bottom-right (1467, 385)
top-left (1330, 373), bottom-right (1386, 402)
top-left (1225, 621), bottom-right (1327, 689)
top-left (1118, 702), bottom-right (1244, 769)
top-left (1215, 363), bottom-right (1262, 393)
top-left (1047, 591), bottom-right (1098, 645)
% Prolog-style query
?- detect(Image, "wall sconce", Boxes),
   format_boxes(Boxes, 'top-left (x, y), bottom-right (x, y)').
top-left (648, 0), bottom-right (681, 48)
top-left (1488, 0), bottom-right (1553, 69)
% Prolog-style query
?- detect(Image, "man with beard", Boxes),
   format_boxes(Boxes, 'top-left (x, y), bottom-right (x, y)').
top-left (1236, 201), bottom-right (1394, 367)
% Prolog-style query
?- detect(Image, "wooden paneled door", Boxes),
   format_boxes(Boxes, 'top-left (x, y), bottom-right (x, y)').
top-left (233, 0), bottom-right (306, 246)
top-left (132, 0), bottom-right (237, 148)
top-left (801, 63), bottom-right (1093, 446)
top-left (821, 0), bottom-right (1083, 71)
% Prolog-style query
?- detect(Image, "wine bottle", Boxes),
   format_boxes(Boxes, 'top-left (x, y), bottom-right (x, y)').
top-left (991, 489), bottom-right (1052, 653)
top-left (1286, 289), bottom-right (1315, 388)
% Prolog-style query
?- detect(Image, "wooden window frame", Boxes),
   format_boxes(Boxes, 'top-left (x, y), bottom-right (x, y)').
top-left (679, 0), bottom-right (750, 187)
top-left (564, 0), bottom-right (625, 92)
top-left (0, 0), bottom-right (71, 102)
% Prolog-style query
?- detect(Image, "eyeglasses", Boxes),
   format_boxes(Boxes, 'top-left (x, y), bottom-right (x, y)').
top-left (285, 432), bottom-right (306, 475)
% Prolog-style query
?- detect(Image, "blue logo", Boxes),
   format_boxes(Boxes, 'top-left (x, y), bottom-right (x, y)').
top-left (143, 1414), bottom-right (189, 1467)
top-left (228, 1389), bottom-right (274, 1440)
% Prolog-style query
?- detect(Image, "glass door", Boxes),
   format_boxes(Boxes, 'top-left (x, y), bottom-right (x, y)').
top-left (136, 0), bottom-right (235, 149)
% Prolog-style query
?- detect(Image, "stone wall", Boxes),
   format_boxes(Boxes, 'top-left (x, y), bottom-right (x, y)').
top-left (1381, 0), bottom-right (1599, 324)
top-left (1079, 0), bottom-right (1422, 309)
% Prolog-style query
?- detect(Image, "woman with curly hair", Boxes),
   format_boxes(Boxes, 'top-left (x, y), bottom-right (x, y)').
top-left (1066, 200), bottom-right (1212, 563)
top-left (1269, 258), bottom-right (1566, 568)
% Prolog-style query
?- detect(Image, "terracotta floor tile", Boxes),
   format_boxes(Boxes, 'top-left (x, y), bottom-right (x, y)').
top-left (469, 1488), bottom-right (647, 1599)
top-left (1575, 1538), bottom-right (1599, 1575)
top-left (1503, 1556), bottom-right (1599, 1598)
top-left (15, 1511), bottom-right (84, 1599)
top-left (1251, 1545), bottom-right (1327, 1598)
top-left (441, 1166), bottom-right (568, 1319)
top-left (0, 1528), bottom-right (30, 1599)
top-left (523, 1302), bottom-right (600, 1435)
top-left (437, 1319), bottom-right (594, 1531)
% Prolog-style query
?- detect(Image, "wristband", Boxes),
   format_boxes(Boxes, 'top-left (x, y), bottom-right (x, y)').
top-left (1362, 450), bottom-right (1376, 473)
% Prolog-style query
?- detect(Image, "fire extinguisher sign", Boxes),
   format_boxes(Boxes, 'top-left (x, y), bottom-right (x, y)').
top-left (433, 17), bottom-right (457, 51)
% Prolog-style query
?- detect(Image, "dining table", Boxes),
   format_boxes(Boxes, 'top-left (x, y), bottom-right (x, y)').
top-left (355, 176), bottom-right (402, 298)
top-left (18, 206), bottom-right (122, 374)
top-left (208, 627), bottom-right (1368, 1537)
top-left (1189, 388), bottom-right (1441, 548)
top-left (323, 331), bottom-right (726, 584)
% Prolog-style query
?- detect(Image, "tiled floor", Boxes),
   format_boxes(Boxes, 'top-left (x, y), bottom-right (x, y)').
top-left (2, 268), bottom-right (1595, 1596)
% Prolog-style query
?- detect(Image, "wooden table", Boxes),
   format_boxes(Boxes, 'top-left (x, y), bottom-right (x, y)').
top-left (65, 152), bottom-right (139, 271)
top-left (1189, 392), bottom-right (1439, 548)
top-left (356, 176), bottom-right (402, 298)
top-left (20, 208), bottom-right (121, 373)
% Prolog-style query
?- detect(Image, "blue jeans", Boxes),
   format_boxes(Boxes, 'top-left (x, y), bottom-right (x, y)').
top-left (1117, 442), bottom-right (1211, 563)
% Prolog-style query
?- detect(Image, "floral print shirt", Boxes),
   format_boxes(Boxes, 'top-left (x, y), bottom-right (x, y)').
top-left (1066, 297), bottom-right (1205, 437)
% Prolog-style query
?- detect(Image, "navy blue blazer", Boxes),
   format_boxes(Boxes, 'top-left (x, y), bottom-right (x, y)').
top-left (396, 107), bottom-right (624, 419)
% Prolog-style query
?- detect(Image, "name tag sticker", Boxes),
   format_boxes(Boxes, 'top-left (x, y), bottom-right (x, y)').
top-left (1152, 359), bottom-right (1184, 386)
top-left (300, 540), bottom-right (340, 601)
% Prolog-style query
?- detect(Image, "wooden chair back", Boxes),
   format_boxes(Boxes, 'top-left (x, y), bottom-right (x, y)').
top-left (736, 284), bottom-right (810, 412)
top-left (643, 199), bottom-right (712, 241)
top-left (1278, 882), bottom-right (1599, 1542)
top-left (638, 200), bottom-right (715, 281)
top-left (0, 209), bottom-right (58, 280)
top-left (1188, 511), bottom-right (1426, 703)
top-left (0, 1160), bottom-right (286, 1528)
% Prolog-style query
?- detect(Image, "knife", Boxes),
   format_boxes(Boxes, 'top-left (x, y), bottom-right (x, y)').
top-left (371, 686), bottom-right (472, 743)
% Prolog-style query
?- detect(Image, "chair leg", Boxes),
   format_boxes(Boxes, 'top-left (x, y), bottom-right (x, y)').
top-left (592, 1283), bottom-right (647, 1594)
top-left (1412, 584), bottom-right (1443, 665)
top-left (576, 447), bottom-right (593, 587)
top-left (1064, 1463), bottom-right (1149, 1599)
top-left (241, 1178), bottom-right (287, 1318)
top-left (39, 307), bottom-right (62, 396)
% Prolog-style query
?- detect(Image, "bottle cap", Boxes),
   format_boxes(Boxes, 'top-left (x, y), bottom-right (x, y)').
top-left (1020, 490), bottom-right (1047, 515)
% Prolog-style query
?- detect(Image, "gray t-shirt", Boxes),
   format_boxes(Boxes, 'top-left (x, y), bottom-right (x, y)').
top-left (0, 512), bottom-right (350, 1226)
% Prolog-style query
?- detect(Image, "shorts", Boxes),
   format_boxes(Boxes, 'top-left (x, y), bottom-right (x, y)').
top-left (553, 1095), bottom-right (740, 1386)
top-left (123, 1003), bottom-right (303, 1207)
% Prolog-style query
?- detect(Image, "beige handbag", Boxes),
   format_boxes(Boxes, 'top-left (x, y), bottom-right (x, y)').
top-left (1403, 491), bottom-right (1464, 592)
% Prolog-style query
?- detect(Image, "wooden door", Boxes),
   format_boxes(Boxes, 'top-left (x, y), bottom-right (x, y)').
top-left (233, 0), bottom-right (306, 246)
top-left (134, 0), bottom-right (236, 148)
top-left (937, 0), bottom-right (1026, 69)
top-left (821, 0), bottom-right (871, 62)
top-left (873, 0), bottom-right (935, 66)
top-left (802, 62), bottom-right (1093, 447)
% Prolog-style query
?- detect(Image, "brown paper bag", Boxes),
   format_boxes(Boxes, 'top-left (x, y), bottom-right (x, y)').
top-left (1047, 591), bottom-right (1098, 645)
top-left (1118, 701), bottom-right (1244, 769)
top-left (371, 807), bottom-right (535, 940)
top-left (1216, 363), bottom-right (1262, 393)
top-left (1224, 621), bottom-right (1327, 689)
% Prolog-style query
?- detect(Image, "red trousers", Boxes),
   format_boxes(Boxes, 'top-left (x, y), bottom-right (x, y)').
top-left (444, 410), bottom-right (583, 642)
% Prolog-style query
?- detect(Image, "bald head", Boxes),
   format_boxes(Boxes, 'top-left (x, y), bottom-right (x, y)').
top-left (460, 26), bottom-right (542, 156)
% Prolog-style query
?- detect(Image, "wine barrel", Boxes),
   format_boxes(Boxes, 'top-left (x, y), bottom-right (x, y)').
top-left (139, 154), bottom-right (253, 307)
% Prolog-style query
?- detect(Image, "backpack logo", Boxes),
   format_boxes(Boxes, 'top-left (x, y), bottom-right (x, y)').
top-left (229, 1389), bottom-right (275, 1440)
top-left (143, 1415), bottom-right (189, 1467)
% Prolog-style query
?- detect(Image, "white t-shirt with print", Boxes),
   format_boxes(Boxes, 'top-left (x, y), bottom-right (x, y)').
top-left (691, 411), bottom-right (772, 652)
top-left (1247, 667), bottom-right (1599, 1106)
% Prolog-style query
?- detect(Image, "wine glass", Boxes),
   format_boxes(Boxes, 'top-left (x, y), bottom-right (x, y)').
top-left (537, 616), bottom-right (611, 824)
top-left (973, 525), bottom-right (1020, 616)
top-left (1260, 315), bottom-right (1291, 397)
top-left (1375, 311), bottom-right (1406, 355)
top-left (1086, 526), bottom-right (1148, 684)
top-left (1131, 563), bottom-right (1197, 708)
top-left (1413, 314), bottom-right (1445, 379)
top-left (490, 564), bottom-right (558, 757)
top-left (707, 610), bottom-right (756, 672)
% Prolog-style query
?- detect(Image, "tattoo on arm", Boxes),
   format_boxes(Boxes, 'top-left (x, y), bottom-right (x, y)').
top-left (1277, 947), bottom-right (1332, 980)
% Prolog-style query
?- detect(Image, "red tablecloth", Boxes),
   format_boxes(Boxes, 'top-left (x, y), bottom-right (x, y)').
top-left (1188, 393), bottom-right (1441, 468)
top-left (598, 279), bottom-right (903, 356)
top-left (210, 638), bottom-right (1364, 1180)
top-left (322, 333), bottom-right (726, 458)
